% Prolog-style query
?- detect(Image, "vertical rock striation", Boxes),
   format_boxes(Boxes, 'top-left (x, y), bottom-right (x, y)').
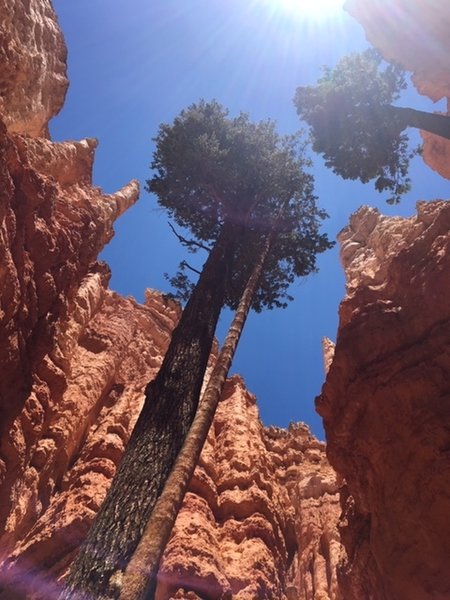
top-left (0, 130), bottom-right (139, 437)
top-left (0, 0), bottom-right (68, 137)
top-left (157, 376), bottom-right (343, 600)
top-left (318, 201), bottom-right (450, 600)
top-left (345, 0), bottom-right (450, 179)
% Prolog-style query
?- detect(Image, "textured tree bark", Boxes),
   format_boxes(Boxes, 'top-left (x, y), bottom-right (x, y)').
top-left (59, 223), bottom-right (235, 600)
top-left (388, 105), bottom-right (450, 140)
top-left (119, 216), bottom-right (282, 600)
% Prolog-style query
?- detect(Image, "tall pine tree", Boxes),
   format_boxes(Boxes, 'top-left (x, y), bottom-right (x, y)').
top-left (61, 101), bottom-right (332, 600)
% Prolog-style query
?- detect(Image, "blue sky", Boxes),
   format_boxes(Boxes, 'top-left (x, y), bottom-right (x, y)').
top-left (50, 0), bottom-right (448, 438)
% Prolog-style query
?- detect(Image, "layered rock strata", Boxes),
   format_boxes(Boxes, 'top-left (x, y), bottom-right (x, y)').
top-left (0, 0), bottom-right (68, 137)
top-left (318, 201), bottom-right (450, 600)
top-left (345, 0), bottom-right (450, 179)
top-left (158, 376), bottom-right (343, 600)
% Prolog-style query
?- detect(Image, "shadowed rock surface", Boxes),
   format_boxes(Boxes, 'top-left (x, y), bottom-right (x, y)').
top-left (319, 201), bottom-right (450, 600)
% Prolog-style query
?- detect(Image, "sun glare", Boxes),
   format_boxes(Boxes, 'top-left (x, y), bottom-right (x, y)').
top-left (271, 0), bottom-right (344, 21)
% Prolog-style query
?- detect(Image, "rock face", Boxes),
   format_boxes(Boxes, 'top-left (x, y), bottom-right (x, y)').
top-left (0, 0), bottom-right (68, 137)
top-left (0, 283), bottom-right (182, 598)
top-left (318, 201), bottom-right (450, 600)
top-left (0, 1), bottom-right (344, 599)
top-left (345, 0), bottom-right (450, 179)
top-left (0, 131), bottom-right (139, 439)
top-left (158, 376), bottom-right (343, 600)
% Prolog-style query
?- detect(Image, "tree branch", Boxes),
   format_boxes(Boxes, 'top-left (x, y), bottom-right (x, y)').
top-left (181, 260), bottom-right (202, 276)
top-left (168, 222), bottom-right (211, 252)
top-left (387, 105), bottom-right (450, 140)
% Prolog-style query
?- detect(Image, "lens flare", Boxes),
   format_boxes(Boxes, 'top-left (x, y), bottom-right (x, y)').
top-left (267, 0), bottom-right (344, 21)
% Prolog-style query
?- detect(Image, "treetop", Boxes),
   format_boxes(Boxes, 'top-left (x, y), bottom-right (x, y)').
top-left (294, 49), bottom-right (421, 204)
top-left (147, 100), bottom-right (333, 311)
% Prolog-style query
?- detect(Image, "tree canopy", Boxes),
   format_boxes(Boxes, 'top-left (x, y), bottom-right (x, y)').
top-left (148, 100), bottom-right (332, 310)
top-left (294, 49), bottom-right (422, 204)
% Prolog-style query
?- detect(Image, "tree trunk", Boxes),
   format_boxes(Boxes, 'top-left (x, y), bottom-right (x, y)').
top-left (118, 221), bottom-right (281, 600)
top-left (59, 222), bottom-right (236, 600)
top-left (388, 105), bottom-right (450, 140)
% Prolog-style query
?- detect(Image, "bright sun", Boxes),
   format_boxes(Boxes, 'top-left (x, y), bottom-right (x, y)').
top-left (274, 0), bottom-right (344, 20)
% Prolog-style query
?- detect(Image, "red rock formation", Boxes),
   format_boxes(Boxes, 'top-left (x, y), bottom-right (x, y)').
top-left (0, 0), bottom-right (68, 137)
top-left (0, 283), bottom-right (182, 598)
top-left (318, 201), bottom-right (450, 600)
top-left (0, 130), bottom-right (139, 435)
top-left (345, 0), bottom-right (450, 179)
top-left (158, 376), bottom-right (343, 600)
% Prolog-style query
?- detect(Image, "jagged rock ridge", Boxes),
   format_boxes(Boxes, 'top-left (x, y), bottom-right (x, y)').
top-left (319, 201), bottom-right (450, 600)
top-left (159, 377), bottom-right (342, 600)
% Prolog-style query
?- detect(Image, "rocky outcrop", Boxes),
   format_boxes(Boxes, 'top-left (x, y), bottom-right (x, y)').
top-left (158, 376), bottom-right (343, 600)
top-left (0, 0), bottom-right (68, 137)
top-left (0, 284), bottom-right (181, 598)
top-left (318, 201), bottom-right (450, 600)
top-left (345, 0), bottom-right (450, 179)
top-left (0, 130), bottom-right (139, 435)
top-left (0, 0), bottom-right (149, 592)
top-left (0, 111), bottom-right (144, 598)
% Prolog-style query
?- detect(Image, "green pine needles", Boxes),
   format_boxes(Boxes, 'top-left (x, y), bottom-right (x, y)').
top-left (147, 100), bottom-right (333, 310)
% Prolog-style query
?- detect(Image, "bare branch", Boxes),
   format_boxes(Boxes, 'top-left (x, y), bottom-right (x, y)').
top-left (181, 260), bottom-right (201, 276)
top-left (168, 222), bottom-right (211, 252)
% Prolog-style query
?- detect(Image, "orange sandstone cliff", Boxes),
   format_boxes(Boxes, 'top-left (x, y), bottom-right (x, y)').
top-left (0, 1), bottom-right (343, 598)
top-left (320, 4), bottom-right (450, 598)
top-left (158, 377), bottom-right (342, 600)
top-left (318, 201), bottom-right (450, 600)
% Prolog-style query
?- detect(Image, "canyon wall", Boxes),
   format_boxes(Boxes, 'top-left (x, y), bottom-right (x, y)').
top-left (0, 1), bottom-right (343, 598)
top-left (345, 0), bottom-right (450, 179)
top-left (0, 0), bottom-right (68, 137)
top-left (318, 201), bottom-right (450, 600)
top-left (158, 377), bottom-right (342, 600)
top-left (323, 4), bottom-right (450, 598)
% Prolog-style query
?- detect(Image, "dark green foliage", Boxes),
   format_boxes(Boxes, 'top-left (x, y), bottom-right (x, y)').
top-left (147, 100), bottom-right (333, 310)
top-left (294, 49), bottom-right (421, 204)
top-left (61, 103), bottom-right (333, 600)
